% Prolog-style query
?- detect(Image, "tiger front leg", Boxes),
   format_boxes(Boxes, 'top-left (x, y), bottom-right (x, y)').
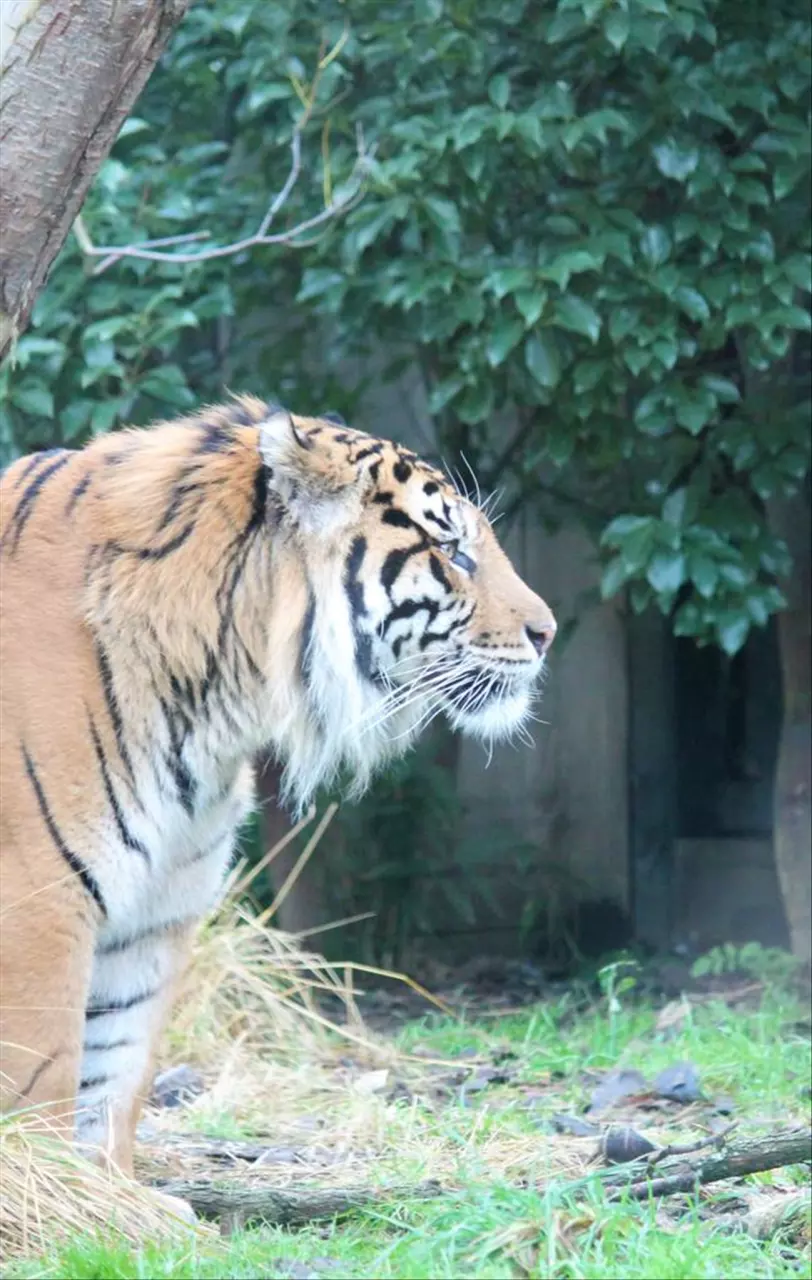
top-left (76, 921), bottom-right (198, 1180)
top-left (0, 852), bottom-right (95, 1140)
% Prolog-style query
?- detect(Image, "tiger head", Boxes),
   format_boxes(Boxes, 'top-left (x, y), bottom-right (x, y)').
top-left (257, 408), bottom-right (556, 806)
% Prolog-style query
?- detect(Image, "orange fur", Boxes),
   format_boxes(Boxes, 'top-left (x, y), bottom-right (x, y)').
top-left (0, 395), bottom-right (555, 1183)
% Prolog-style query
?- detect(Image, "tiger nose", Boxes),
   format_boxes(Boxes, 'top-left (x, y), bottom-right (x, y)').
top-left (525, 619), bottom-right (556, 657)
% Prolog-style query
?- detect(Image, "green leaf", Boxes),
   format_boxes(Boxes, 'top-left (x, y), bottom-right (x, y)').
top-left (423, 196), bottom-right (461, 236)
top-left (515, 113), bottom-right (543, 150)
top-left (137, 364), bottom-right (194, 408)
top-left (662, 487), bottom-right (687, 526)
top-left (609, 307), bottom-right (640, 342)
top-left (486, 316), bottom-right (525, 367)
top-left (647, 550), bottom-right (687, 594)
top-left (604, 8), bottom-right (630, 50)
top-left (244, 83), bottom-right (291, 115)
top-left (701, 374), bottom-right (740, 403)
top-left (552, 295), bottom-right (601, 342)
top-left (716, 612), bottom-right (751, 656)
top-left (91, 398), bottom-right (127, 434)
top-left (10, 384), bottom-right (54, 418)
top-left (547, 10), bottom-right (585, 43)
top-left (624, 348), bottom-right (652, 375)
top-left (488, 75), bottom-right (510, 109)
top-left (676, 394), bottom-right (713, 435)
top-left (652, 140), bottom-right (699, 182)
top-left (525, 333), bottom-right (561, 388)
top-left (117, 117), bottom-right (150, 139)
top-left (428, 376), bottom-right (466, 415)
top-left (601, 513), bottom-right (655, 547)
top-left (515, 289), bottom-right (547, 327)
top-left (601, 556), bottom-right (632, 599)
top-left (457, 381), bottom-right (494, 424)
top-left (487, 267), bottom-right (532, 300)
top-left (674, 600), bottom-right (704, 637)
top-left (61, 399), bottom-right (94, 440)
top-left (640, 225), bottom-right (671, 267)
top-left (540, 249), bottom-right (603, 290)
top-left (574, 359), bottom-right (608, 393)
top-left (674, 286), bottom-right (711, 323)
top-left (689, 554), bottom-right (719, 599)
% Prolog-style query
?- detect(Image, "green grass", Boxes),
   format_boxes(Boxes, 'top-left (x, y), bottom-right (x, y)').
top-left (6, 980), bottom-right (810, 1280)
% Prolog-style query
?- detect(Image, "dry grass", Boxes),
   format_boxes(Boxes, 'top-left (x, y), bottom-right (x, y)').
top-left (0, 834), bottom-right (593, 1262)
top-left (0, 1108), bottom-right (206, 1261)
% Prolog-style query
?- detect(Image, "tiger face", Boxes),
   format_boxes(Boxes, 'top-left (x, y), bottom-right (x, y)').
top-left (259, 408), bottom-right (556, 788)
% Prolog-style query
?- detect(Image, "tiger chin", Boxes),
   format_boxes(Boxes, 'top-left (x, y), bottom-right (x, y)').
top-left (0, 395), bottom-right (555, 1198)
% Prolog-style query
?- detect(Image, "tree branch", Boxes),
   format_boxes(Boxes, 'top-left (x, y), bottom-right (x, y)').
top-left (74, 120), bottom-right (373, 275)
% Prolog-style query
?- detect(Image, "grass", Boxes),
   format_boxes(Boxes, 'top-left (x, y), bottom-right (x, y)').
top-left (2, 880), bottom-right (809, 1279)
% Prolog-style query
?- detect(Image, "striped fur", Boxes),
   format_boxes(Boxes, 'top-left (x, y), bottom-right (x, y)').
top-left (0, 395), bottom-right (555, 1181)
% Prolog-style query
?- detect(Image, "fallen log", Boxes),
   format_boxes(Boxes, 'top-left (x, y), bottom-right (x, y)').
top-left (152, 1178), bottom-right (443, 1228)
top-left (153, 1128), bottom-right (810, 1226)
top-left (601, 1127), bottom-right (811, 1203)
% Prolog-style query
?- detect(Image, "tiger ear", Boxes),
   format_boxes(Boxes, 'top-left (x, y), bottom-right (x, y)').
top-left (258, 409), bottom-right (364, 535)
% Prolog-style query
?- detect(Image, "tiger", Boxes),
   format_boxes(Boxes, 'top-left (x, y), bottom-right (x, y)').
top-left (0, 394), bottom-right (555, 1195)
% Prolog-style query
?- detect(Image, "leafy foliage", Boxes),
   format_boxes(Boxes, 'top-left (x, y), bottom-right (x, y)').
top-left (2, 0), bottom-right (810, 656)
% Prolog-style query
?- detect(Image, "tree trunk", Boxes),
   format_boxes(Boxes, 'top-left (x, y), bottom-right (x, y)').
top-left (767, 483), bottom-right (812, 969)
top-left (256, 757), bottom-right (327, 934)
top-left (0, 0), bottom-right (191, 362)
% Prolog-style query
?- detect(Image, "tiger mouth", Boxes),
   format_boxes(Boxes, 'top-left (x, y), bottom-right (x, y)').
top-left (440, 666), bottom-right (528, 716)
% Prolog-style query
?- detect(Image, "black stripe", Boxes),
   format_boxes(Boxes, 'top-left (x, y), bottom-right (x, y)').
top-left (94, 642), bottom-right (137, 786)
top-left (381, 507), bottom-right (418, 531)
top-left (79, 1073), bottom-right (110, 1091)
top-left (12, 449), bottom-right (63, 490)
top-left (429, 553), bottom-right (453, 592)
top-left (1, 452), bottom-right (72, 555)
top-left (22, 746), bottom-right (107, 917)
top-left (425, 511), bottom-right (453, 535)
top-left (343, 536), bottom-right (368, 619)
top-left (88, 714), bottom-right (150, 863)
top-left (380, 539), bottom-right (428, 595)
top-left (382, 596), bottom-right (441, 636)
top-left (421, 609), bottom-right (472, 650)
top-left (95, 916), bottom-right (195, 957)
top-left (166, 751), bottom-right (196, 815)
top-left (102, 519), bottom-right (196, 562)
top-left (198, 422), bottom-right (233, 453)
top-left (299, 590), bottom-right (316, 689)
top-left (65, 470), bottom-right (92, 516)
top-left (353, 443), bottom-right (384, 463)
top-left (158, 694), bottom-right (197, 815)
top-left (85, 988), bottom-right (157, 1019)
top-left (212, 463), bottom-right (268, 678)
top-left (83, 1038), bottom-right (135, 1051)
top-left (17, 1053), bottom-right (57, 1099)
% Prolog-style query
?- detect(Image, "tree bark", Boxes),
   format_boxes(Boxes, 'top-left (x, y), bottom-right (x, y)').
top-left (0, 0), bottom-right (191, 363)
top-left (767, 483), bottom-right (812, 969)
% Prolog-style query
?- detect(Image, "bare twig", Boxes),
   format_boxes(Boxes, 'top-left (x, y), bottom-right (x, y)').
top-left (645, 1121), bottom-right (738, 1169)
top-left (73, 43), bottom-right (374, 276)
